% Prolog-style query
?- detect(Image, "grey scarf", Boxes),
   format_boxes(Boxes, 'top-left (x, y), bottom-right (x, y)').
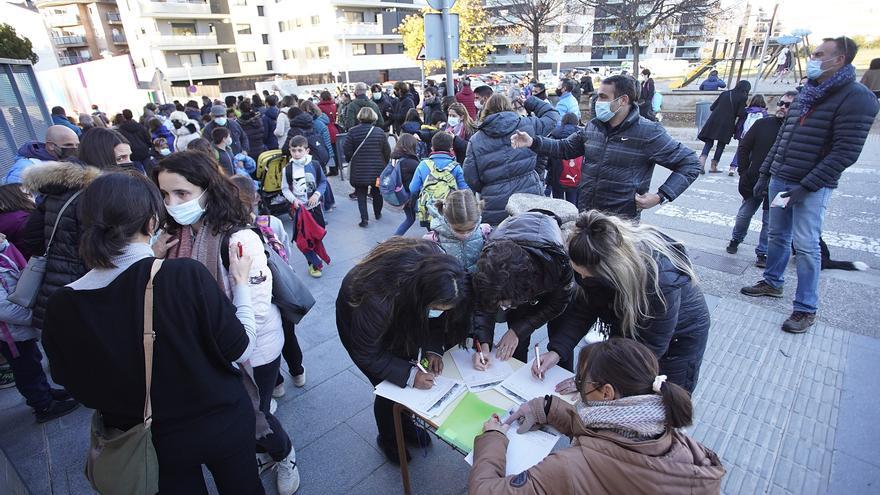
top-left (576, 394), bottom-right (666, 440)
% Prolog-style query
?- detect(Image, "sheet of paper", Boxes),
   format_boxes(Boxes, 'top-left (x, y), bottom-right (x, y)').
top-left (464, 425), bottom-right (562, 475)
top-left (374, 375), bottom-right (465, 418)
top-left (450, 347), bottom-right (514, 390)
top-left (496, 359), bottom-right (576, 405)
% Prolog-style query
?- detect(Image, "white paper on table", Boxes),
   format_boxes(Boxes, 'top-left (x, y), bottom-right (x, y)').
top-left (450, 347), bottom-right (514, 390)
top-left (374, 375), bottom-right (465, 418)
top-left (464, 425), bottom-right (562, 475)
top-left (496, 359), bottom-right (576, 405)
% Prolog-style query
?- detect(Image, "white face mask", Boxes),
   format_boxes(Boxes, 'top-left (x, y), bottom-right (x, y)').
top-left (159, 148), bottom-right (171, 156)
top-left (428, 309), bottom-right (445, 319)
top-left (372, 92), bottom-right (383, 100)
top-left (214, 117), bottom-right (227, 126)
top-left (447, 116), bottom-right (461, 127)
top-left (475, 100), bottom-right (483, 110)
top-left (165, 191), bottom-right (206, 226)
top-left (224, 136), bottom-right (233, 148)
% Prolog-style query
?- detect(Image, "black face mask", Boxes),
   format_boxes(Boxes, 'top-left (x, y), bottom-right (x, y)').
top-left (172, 120), bottom-right (183, 130)
top-left (53, 145), bottom-right (79, 160)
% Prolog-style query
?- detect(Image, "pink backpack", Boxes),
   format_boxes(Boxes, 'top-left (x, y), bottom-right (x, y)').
top-left (255, 215), bottom-right (289, 263)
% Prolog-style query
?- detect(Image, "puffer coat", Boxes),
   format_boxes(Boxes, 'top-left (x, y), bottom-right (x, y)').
top-left (759, 78), bottom-right (879, 191)
top-left (343, 123), bottom-right (390, 187)
top-left (21, 161), bottom-right (101, 330)
top-left (463, 97), bottom-right (559, 225)
top-left (238, 111), bottom-right (266, 160)
top-left (532, 104), bottom-right (700, 219)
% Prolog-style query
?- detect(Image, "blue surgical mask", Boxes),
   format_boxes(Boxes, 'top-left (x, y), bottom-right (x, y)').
top-left (159, 148), bottom-right (171, 156)
top-left (214, 117), bottom-right (228, 126)
top-left (428, 309), bottom-right (445, 319)
top-left (594, 96), bottom-right (622, 123)
top-left (806, 58), bottom-right (833, 80)
top-left (165, 191), bottom-right (206, 226)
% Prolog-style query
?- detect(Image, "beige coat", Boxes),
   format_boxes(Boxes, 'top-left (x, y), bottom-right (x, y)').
top-left (468, 399), bottom-right (725, 494)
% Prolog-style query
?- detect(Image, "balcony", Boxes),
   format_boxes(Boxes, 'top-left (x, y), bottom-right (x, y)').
top-left (163, 63), bottom-right (223, 80)
top-left (106, 11), bottom-right (122, 22)
top-left (112, 33), bottom-right (127, 43)
top-left (338, 22), bottom-right (382, 37)
top-left (59, 55), bottom-right (92, 65)
top-left (153, 33), bottom-right (230, 49)
top-left (53, 35), bottom-right (87, 46)
top-left (48, 13), bottom-right (80, 27)
top-left (140, 0), bottom-right (225, 18)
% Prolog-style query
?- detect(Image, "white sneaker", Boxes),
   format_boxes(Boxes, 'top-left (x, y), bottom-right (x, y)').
top-left (270, 398), bottom-right (278, 415)
top-left (275, 450), bottom-right (300, 495)
top-left (273, 382), bottom-right (286, 398)
top-left (256, 452), bottom-right (275, 475)
top-left (292, 368), bottom-right (306, 388)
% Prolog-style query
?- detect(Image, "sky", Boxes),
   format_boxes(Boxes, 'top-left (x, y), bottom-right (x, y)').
top-left (738, 0), bottom-right (880, 39)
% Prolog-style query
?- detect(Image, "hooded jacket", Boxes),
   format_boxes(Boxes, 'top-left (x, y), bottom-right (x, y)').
top-left (469, 398), bottom-right (725, 494)
top-left (0, 210), bottom-right (34, 260)
top-left (170, 112), bottom-right (202, 152)
top-left (51, 114), bottom-right (82, 136)
top-left (6, 142), bottom-right (59, 185)
top-left (699, 74), bottom-right (726, 91)
top-left (261, 106), bottom-right (280, 150)
top-left (463, 97), bottom-right (559, 225)
top-left (0, 247), bottom-right (38, 342)
top-left (343, 123), bottom-right (390, 187)
top-left (317, 100), bottom-right (337, 127)
top-left (21, 161), bottom-right (101, 330)
top-left (456, 86), bottom-right (478, 119)
top-left (238, 111), bottom-right (266, 159)
top-left (531, 104), bottom-right (700, 220)
top-left (698, 86), bottom-right (749, 145)
top-left (117, 119), bottom-right (153, 162)
top-left (425, 204), bottom-right (490, 273)
top-left (408, 151), bottom-right (468, 198)
top-left (472, 212), bottom-right (575, 345)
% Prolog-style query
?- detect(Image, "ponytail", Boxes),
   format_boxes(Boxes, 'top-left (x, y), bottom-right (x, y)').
top-left (658, 380), bottom-right (693, 429)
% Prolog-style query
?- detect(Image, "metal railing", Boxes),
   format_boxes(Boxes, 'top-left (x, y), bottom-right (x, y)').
top-left (52, 35), bottom-right (87, 46)
top-left (112, 33), bottom-right (127, 43)
top-left (107, 12), bottom-right (122, 21)
top-left (58, 55), bottom-right (92, 65)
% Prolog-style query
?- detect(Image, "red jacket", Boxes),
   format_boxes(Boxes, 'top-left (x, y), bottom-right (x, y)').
top-left (295, 207), bottom-right (330, 264)
top-left (318, 100), bottom-right (339, 143)
top-left (456, 86), bottom-right (477, 119)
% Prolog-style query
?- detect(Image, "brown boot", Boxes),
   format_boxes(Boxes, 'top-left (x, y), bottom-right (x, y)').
top-left (698, 155), bottom-right (707, 174)
top-left (709, 159), bottom-right (721, 173)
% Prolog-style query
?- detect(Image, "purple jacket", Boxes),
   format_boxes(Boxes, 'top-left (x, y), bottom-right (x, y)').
top-left (0, 211), bottom-right (34, 260)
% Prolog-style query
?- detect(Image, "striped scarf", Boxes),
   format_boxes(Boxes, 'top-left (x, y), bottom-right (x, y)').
top-left (576, 394), bottom-right (666, 440)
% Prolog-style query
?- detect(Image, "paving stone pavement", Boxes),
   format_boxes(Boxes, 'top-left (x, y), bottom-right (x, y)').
top-left (0, 176), bottom-right (877, 494)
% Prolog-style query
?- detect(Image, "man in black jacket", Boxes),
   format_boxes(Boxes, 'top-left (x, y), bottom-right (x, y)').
top-left (726, 91), bottom-right (797, 267)
top-left (511, 75), bottom-right (700, 220)
top-left (742, 37), bottom-right (880, 334)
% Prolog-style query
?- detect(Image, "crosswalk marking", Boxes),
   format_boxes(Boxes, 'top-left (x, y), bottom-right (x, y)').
top-left (653, 204), bottom-right (880, 256)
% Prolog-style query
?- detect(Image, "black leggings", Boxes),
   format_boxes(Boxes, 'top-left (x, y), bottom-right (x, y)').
top-left (355, 185), bottom-right (383, 222)
top-left (700, 140), bottom-right (726, 162)
top-left (280, 319), bottom-right (304, 377)
top-left (253, 357), bottom-right (293, 461)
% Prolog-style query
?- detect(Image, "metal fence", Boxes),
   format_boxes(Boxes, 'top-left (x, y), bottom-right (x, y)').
top-left (0, 59), bottom-right (51, 181)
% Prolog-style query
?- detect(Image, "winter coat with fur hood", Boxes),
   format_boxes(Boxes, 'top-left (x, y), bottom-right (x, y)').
top-left (21, 161), bottom-right (101, 330)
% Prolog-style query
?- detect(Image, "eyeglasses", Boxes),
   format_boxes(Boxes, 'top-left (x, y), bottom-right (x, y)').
top-left (574, 375), bottom-right (602, 402)
top-left (777, 101), bottom-right (792, 108)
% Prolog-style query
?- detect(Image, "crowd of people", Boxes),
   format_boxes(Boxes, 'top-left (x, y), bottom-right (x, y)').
top-left (0, 34), bottom-right (877, 494)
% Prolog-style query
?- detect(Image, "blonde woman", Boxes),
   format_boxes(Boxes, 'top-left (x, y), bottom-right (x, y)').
top-left (444, 102), bottom-right (476, 140)
top-left (537, 210), bottom-right (710, 393)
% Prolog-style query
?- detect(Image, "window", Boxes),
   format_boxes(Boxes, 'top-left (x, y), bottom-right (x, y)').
top-left (375, 43), bottom-right (384, 54)
top-left (317, 46), bottom-right (330, 59)
top-left (241, 51), bottom-right (256, 62)
top-left (262, 34), bottom-right (269, 44)
top-left (343, 11), bottom-right (363, 23)
top-left (171, 23), bottom-right (196, 36)
top-left (178, 52), bottom-right (203, 66)
top-left (256, 5), bottom-right (264, 16)
top-left (266, 60), bottom-right (273, 71)
top-left (282, 49), bottom-right (294, 60)
top-left (352, 43), bottom-right (366, 56)
top-left (310, 15), bottom-right (320, 26)
top-left (236, 24), bottom-right (252, 35)
top-left (278, 21), bottom-right (286, 32)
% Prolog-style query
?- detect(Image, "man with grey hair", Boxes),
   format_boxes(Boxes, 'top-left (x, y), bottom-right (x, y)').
top-left (343, 82), bottom-right (384, 130)
top-left (5, 125), bottom-right (81, 184)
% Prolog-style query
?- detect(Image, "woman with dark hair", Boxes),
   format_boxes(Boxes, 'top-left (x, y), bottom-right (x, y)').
top-left (470, 339), bottom-right (725, 493)
top-left (238, 100), bottom-right (267, 161)
top-left (471, 212), bottom-right (575, 367)
top-left (401, 108), bottom-right (423, 136)
top-left (78, 127), bottom-right (144, 174)
top-left (540, 210), bottom-right (710, 393)
top-left (391, 134), bottom-right (421, 236)
top-left (41, 172), bottom-right (264, 493)
top-left (152, 151), bottom-right (300, 495)
top-left (463, 94), bottom-right (559, 225)
top-left (0, 184), bottom-right (36, 259)
top-left (336, 237), bottom-right (472, 462)
top-left (698, 79), bottom-right (751, 173)
top-left (726, 94), bottom-right (768, 175)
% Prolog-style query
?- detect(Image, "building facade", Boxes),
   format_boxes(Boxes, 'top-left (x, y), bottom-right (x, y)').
top-left (34, 0), bottom-right (128, 66)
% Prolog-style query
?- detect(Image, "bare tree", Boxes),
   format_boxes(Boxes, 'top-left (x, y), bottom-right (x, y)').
top-left (488, 0), bottom-right (569, 77)
top-left (578, 0), bottom-right (721, 74)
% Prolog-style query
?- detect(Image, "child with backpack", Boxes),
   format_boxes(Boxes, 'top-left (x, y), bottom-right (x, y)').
top-left (282, 135), bottom-right (330, 278)
top-left (424, 189), bottom-right (491, 273)
top-left (409, 131), bottom-right (469, 228)
top-left (0, 234), bottom-right (79, 423)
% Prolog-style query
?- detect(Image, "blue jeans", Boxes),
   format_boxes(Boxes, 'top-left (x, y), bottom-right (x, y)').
top-left (394, 200), bottom-right (416, 236)
top-left (731, 195), bottom-right (769, 256)
top-left (303, 250), bottom-right (323, 269)
top-left (0, 339), bottom-right (52, 410)
top-left (763, 177), bottom-right (832, 313)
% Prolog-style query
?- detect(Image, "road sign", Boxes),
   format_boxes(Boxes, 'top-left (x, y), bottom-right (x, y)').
top-left (416, 45), bottom-right (426, 61)
top-left (426, 0), bottom-right (455, 9)
top-left (187, 85), bottom-right (198, 94)
top-left (424, 12), bottom-right (459, 61)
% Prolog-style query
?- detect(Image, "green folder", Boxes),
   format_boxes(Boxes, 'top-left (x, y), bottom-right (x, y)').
top-left (436, 392), bottom-right (506, 453)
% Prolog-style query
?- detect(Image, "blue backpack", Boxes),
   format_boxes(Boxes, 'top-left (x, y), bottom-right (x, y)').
top-left (379, 159), bottom-right (411, 207)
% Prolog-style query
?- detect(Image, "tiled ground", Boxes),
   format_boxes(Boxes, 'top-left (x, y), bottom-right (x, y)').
top-left (1, 176), bottom-right (877, 494)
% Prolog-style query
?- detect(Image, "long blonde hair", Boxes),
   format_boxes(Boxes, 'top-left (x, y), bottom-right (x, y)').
top-left (447, 102), bottom-right (475, 138)
top-left (566, 211), bottom-right (697, 337)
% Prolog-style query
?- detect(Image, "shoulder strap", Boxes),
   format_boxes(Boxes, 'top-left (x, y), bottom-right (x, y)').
top-left (44, 190), bottom-right (83, 256)
top-left (143, 258), bottom-right (163, 426)
top-left (351, 126), bottom-right (375, 161)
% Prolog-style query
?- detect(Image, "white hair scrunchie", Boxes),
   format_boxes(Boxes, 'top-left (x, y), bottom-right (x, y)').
top-left (652, 375), bottom-right (667, 393)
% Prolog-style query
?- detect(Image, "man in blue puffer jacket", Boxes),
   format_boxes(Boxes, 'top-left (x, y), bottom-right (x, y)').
top-left (741, 36), bottom-right (880, 334)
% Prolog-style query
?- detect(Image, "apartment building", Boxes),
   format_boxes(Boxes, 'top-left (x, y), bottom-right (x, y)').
top-left (34, 0), bottom-right (128, 66)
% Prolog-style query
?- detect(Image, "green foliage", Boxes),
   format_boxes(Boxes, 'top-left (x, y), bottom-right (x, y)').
top-left (0, 24), bottom-right (39, 64)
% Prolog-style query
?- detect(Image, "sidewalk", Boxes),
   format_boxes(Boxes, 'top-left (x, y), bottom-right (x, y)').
top-left (0, 178), bottom-right (877, 494)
